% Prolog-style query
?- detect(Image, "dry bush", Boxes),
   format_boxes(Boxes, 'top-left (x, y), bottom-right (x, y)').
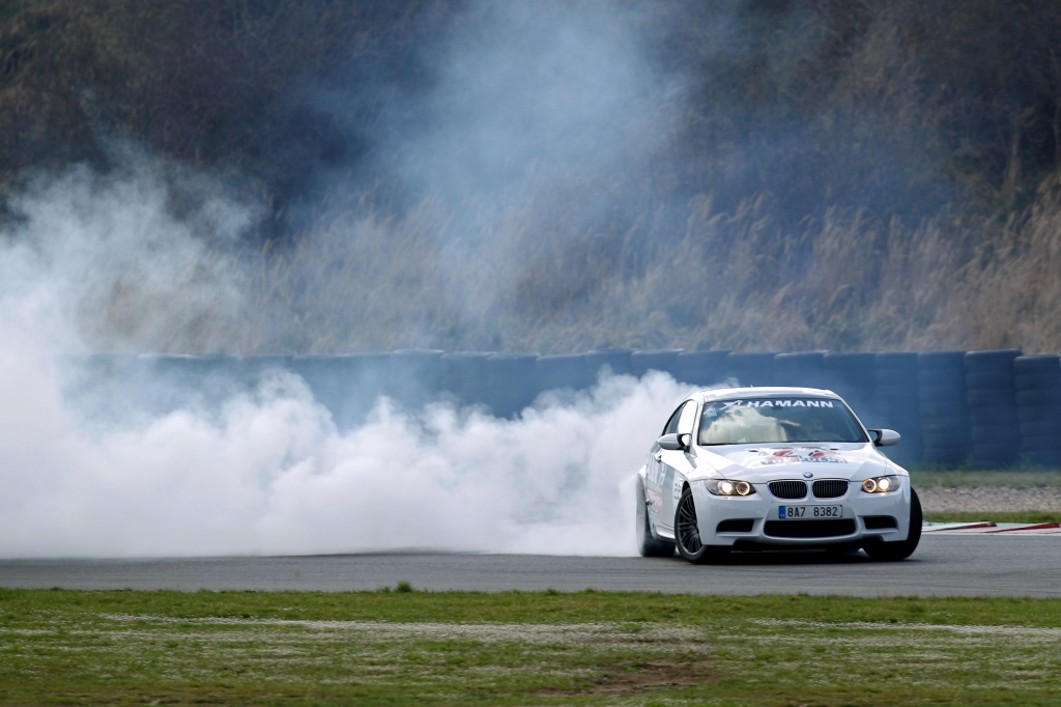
top-left (961, 179), bottom-right (1061, 353)
top-left (4, 1), bottom-right (1061, 355)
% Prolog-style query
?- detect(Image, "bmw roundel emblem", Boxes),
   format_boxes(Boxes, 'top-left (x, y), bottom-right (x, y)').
top-left (803, 471), bottom-right (814, 478)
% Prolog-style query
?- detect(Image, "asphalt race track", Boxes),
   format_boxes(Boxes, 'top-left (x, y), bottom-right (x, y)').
top-left (1, 534), bottom-right (1059, 597)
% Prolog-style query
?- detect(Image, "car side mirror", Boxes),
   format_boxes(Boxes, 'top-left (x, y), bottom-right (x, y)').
top-left (869, 428), bottom-right (901, 447)
top-left (657, 432), bottom-right (691, 451)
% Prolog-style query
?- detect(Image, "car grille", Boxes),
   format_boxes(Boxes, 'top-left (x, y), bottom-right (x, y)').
top-left (764, 520), bottom-right (857, 538)
top-left (812, 479), bottom-right (848, 498)
top-left (769, 480), bottom-right (807, 499)
top-left (769, 479), bottom-right (849, 499)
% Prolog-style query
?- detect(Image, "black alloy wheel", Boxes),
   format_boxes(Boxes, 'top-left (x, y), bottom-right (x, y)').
top-left (674, 484), bottom-right (723, 564)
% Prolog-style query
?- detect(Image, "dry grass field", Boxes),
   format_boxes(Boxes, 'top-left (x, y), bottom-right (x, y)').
top-left (2, 1), bottom-right (1061, 356)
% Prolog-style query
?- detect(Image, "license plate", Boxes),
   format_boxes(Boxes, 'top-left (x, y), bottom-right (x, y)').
top-left (778, 505), bottom-right (844, 520)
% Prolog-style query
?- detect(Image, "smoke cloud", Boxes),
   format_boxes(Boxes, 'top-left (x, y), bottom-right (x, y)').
top-left (0, 153), bottom-right (691, 558)
top-left (295, 0), bottom-right (686, 344)
top-left (0, 2), bottom-right (704, 558)
top-left (0, 341), bottom-right (688, 558)
top-left (2, 147), bottom-right (260, 354)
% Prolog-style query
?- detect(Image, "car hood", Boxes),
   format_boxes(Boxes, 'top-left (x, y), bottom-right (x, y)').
top-left (696, 443), bottom-right (895, 482)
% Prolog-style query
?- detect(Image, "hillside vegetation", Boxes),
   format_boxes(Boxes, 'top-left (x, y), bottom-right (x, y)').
top-left (2, 0), bottom-right (1061, 354)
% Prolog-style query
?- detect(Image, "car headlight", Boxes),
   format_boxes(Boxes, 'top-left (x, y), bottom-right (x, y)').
top-left (861, 475), bottom-right (901, 494)
top-left (706, 479), bottom-right (755, 497)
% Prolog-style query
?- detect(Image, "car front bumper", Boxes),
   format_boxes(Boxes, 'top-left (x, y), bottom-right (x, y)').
top-left (688, 479), bottom-right (913, 549)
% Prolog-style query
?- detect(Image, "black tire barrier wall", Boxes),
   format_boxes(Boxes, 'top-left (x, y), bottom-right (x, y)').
top-left (676, 350), bottom-right (730, 387)
top-left (61, 348), bottom-right (1061, 469)
top-left (1015, 355), bottom-right (1061, 467)
top-left (486, 354), bottom-right (540, 419)
top-left (724, 352), bottom-right (776, 387)
top-left (917, 352), bottom-right (972, 468)
top-left (442, 352), bottom-right (494, 408)
top-left (774, 351), bottom-right (828, 390)
top-left (872, 353), bottom-right (922, 468)
top-left (964, 349), bottom-right (1021, 468)
top-left (535, 354), bottom-right (592, 392)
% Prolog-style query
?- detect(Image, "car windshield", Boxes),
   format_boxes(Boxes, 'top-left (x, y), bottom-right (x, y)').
top-left (698, 396), bottom-right (868, 445)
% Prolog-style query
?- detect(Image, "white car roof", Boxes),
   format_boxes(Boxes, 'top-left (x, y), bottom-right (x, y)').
top-left (690, 386), bottom-right (844, 403)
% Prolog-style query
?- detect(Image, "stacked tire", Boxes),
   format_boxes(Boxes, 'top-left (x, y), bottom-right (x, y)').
top-left (486, 353), bottom-right (539, 418)
top-left (822, 352), bottom-right (877, 412)
top-left (725, 352), bottom-right (776, 387)
top-left (873, 353), bottom-right (922, 468)
top-left (630, 349), bottom-right (683, 380)
top-left (585, 348), bottom-right (633, 381)
top-left (289, 353), bottom-right (389, 427)
top-left (917, 352), bottom-right (970, 468)
top-left (388, 349), bottom-right (444, 410)
top-left (111, 353), bottom-right (190, 418)
top-left (773, 351), bottom-right (829, 389)
top-left (676, 350), bottom-right (729, 387)
top-left (1014, 355), bottom-right (1061, 467)
top-left (442, 351), bottom-right (494, 409)
top-left (536, 354), bottom-right (592, 393)
top-left (964, 349), bottom-right (1021, 468)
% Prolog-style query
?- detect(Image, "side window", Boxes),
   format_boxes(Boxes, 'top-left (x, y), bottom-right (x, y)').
top-left (663, 401), bottom-right (695, 436)
top-left (677, 401), bottom-right (698, 436)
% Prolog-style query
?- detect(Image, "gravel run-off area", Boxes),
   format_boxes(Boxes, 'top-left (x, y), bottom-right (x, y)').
top-left (918, 486), bottom-right (1061, 513)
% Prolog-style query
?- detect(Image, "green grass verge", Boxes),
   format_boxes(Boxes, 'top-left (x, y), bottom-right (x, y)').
top-left (2, 589), bottom-right (1061, 705)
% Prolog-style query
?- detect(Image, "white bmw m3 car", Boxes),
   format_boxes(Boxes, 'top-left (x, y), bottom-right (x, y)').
top-left (635, 387), bottom-right (921, 563)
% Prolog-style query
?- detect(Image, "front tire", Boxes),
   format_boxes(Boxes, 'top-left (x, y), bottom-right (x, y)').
top-left (863, 488), bottom-right (923, 561)
top-left (636, 480), bottom-right (675, 557)
top-left (674, 484), bottom-right (726, 564)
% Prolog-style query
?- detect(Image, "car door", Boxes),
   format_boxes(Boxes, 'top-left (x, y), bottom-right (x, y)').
top-left (651, 399), bottom-right (698, 533)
